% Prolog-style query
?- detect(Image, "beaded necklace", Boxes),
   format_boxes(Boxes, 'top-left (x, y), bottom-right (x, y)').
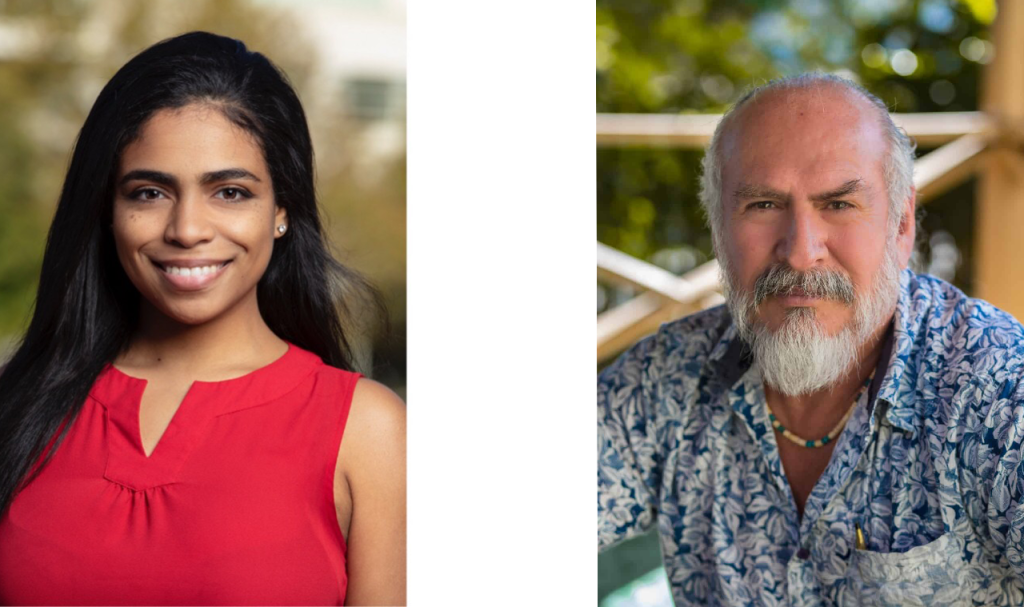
top-left (765, 371), bottom-right (875, 448)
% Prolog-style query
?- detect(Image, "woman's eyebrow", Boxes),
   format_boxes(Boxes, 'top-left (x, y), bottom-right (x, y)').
top-left (200, 168), bottom-right (262, 185)
top-left (118, 168), bottom-right (262, 187)
top-left (119, 169), bottom-right (177, 188)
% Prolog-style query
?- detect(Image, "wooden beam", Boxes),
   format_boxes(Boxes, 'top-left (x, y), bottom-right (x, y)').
top-left (596, 111), bottom-right (994, 148)
top-left (597, 292), bottom-right (667, 362)
top-left (597, 291), bottom-right (726, 364)
top-left (597, 255), bottom-right (723, 362)
top-left (914, 134), bottom-right (990, 204)
top-left (597, 242), bottom-right (720, 303)
top-left (596, 113), bottom-right (720, 148)
top-left (976, 0), bottom-right (1024, 322)
top-left (891, 113), bottom-right (994, 147)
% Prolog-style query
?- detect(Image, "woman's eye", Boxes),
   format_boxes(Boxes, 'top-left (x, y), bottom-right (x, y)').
top-left (217, 187), bottom-right (252, 202)
top-left (129, 188), bottom-right (165, 201)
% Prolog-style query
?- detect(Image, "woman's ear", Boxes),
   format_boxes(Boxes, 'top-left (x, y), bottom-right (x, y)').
top-left (274, 205), bottom-right (288, 238)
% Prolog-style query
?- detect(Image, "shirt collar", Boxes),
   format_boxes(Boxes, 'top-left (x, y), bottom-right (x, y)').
top-left (710, 268), bottom-right (924, 436)
top-left (89, 341), bottom-right (324, 417)
top-left (875, 269), bottom-right (927, 435)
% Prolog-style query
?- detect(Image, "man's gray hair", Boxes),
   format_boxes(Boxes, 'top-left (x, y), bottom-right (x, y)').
top-left (698, 73), bottom-right (917, 242)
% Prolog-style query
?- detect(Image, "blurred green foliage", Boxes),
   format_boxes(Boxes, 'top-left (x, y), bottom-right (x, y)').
top-left (597, 0), bottom-right (996, 318)
top-left (0, 0), bottom-right (406, 389)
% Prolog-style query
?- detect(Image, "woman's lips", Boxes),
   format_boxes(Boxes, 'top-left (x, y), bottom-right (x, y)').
top-left (152, 260), bottom-right (231, 291)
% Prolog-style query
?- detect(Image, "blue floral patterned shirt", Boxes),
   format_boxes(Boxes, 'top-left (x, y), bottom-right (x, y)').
top-left (598, 270), bottom-right (1024, 606)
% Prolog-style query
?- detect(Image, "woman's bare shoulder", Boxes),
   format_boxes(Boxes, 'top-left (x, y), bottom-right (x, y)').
top-left (352, 379), bottom-right (405, 422)
top-left (340, 379), bottom-right (406, 474)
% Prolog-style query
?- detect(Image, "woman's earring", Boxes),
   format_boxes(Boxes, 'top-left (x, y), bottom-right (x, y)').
top-left (277, 224), bottom-right (287, 234)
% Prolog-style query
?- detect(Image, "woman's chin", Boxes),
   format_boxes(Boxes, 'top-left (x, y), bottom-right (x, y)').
top-left (147, 301), bottom-right (227, 327)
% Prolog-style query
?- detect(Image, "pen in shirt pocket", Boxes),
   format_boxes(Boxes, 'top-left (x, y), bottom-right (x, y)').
top-left (855, 522), bottom-right (867, 550)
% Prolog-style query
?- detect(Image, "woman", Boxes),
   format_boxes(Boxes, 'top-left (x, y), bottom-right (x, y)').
top-left (0, 32), bottom-right (406, 605)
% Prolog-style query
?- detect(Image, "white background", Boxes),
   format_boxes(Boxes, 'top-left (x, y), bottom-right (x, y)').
top-left (408, 1), bottom-right (596, 603)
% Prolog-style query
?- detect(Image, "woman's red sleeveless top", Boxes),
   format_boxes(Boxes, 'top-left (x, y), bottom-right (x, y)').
top-left (0, 343), bottom-right (359, 605)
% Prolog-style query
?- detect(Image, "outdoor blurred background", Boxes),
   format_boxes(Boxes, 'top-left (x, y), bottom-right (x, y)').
top-left (0, 0), bottom-right (406, 397)
top-left (598, 0), bottom-right (997, 605)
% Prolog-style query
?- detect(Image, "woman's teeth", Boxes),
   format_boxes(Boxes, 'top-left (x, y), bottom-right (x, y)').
top-left (163, 264), bottom-right (223, 276)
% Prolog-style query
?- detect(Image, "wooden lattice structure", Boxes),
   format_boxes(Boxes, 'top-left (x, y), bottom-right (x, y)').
top-left (597, 4), bottom-right (1024, 365)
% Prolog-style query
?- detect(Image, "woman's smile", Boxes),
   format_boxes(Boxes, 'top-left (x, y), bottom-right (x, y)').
top-left (151, 258), bottom-right (233, 291)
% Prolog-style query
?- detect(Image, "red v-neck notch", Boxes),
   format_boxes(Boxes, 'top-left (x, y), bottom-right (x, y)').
top-left (88, 342), bottom-right (323, 491)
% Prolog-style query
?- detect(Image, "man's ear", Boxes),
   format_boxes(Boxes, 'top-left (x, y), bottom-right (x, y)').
top-left (897, 186), bottom-right (916, 269)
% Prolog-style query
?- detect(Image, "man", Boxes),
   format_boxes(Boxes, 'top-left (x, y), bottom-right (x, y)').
top-left (597, 73), bottom-right (1024, 606)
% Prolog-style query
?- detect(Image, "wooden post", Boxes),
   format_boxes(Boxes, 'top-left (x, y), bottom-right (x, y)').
top-left (976, 1), bottom-right (1024, 321)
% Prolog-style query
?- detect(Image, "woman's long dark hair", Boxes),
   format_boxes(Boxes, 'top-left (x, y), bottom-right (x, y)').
top-left (0, 32), bottom-right (383, 517)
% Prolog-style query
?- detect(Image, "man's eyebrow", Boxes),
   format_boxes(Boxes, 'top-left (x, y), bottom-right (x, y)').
top-left (118, 168), bottom-right (262, 187)
top-left (809, 179), bottom-right (865, 202)
top-left (732, 179), bottom-right (866, 203)
top-left (733, 183), bottom-right (790, 201)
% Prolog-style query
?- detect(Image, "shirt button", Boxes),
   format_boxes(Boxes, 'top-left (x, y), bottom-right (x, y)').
top-left (796, 547), bottom-right (810, 560)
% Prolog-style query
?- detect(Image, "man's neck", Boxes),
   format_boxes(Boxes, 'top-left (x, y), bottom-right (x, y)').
top-left (763, 320), bottom-right (891, 440)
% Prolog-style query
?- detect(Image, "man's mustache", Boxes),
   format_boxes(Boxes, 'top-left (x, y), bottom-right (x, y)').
top-left (752, 264), bottom-right (856, 308)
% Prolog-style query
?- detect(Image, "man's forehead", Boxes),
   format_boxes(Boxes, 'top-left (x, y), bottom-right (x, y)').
top-left (735, 84), bottom-right (877, 126)
top-left (719, 86), bottom-right (888, 185)
top-left (723, 86), bottom-right (883, 149)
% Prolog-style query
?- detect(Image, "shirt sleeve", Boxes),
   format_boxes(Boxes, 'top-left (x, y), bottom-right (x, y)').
top-left (598, 334), bottom-right (662, 551)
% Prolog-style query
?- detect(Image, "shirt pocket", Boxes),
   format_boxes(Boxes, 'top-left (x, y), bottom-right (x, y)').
top-left (850, 533), bottom-right (970, 607)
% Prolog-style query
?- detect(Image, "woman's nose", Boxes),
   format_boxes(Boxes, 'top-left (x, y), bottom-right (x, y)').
top-left (164, 195), bottom-right (214, 247)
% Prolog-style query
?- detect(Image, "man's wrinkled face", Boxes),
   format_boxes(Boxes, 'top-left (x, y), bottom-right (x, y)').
top-left (715, 87), bottom-right (914, 395)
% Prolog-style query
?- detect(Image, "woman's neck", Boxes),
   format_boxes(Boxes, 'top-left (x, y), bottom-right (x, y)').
top-left (118, 297), bottom-right (287, 378)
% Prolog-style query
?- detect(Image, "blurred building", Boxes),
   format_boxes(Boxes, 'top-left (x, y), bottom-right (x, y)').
top-left (269, 0), bottom-right (407, 163)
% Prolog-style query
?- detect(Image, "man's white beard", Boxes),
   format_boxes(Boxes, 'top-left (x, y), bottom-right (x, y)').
top-left (721, 241), bottom-right (901, 396)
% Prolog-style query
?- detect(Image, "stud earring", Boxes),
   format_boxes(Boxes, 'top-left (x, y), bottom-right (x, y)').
top-left (277, 224), bottom-right (287, 234)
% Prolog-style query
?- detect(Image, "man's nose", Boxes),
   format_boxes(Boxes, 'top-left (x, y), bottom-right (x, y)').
top-left (164, 195), bottom-right (214, 247)
top-left (776, 207), bottom-right (826, 271)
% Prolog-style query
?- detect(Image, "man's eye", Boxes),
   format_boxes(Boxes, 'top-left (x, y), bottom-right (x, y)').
top-left (217, 187), bottom-right (253, 202)
top-left (829, 200), bottom-right (851, 210)
top-left (751, 201), bottom-right (775, 210)
top-left (129, 188), bottom-right (165, 201)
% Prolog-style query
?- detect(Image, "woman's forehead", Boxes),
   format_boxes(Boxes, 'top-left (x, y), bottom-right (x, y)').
top-left (119, 105), bottom-right (268, 178)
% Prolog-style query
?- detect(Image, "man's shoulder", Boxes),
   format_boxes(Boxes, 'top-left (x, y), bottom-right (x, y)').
top-left (601, 304), bottom-right (732, 380)
top-left (655, 304), bottom-right (733, 363)
top-left (910, 272), bottom-right (1024, 348)
top-left (909, 272), bottom-right (1024, 387)
top-left (660, 302), bottom-right (730, 337)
